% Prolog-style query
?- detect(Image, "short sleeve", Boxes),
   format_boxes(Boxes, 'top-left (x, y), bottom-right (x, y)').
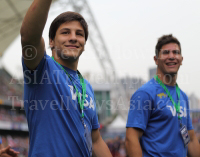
top-left (126, 91), bottom-right (153, 131)
top-left (186, 97), bottom-right (193, 131)
top-left (92, 109), bottom-right (99, 129)
top-left (89, 85), bottom-right (99, 130)
top-left (22, 52), bottom-right (48, 85)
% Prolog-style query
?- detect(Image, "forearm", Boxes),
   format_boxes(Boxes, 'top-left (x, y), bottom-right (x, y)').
top-left (125, 138), bottom-right (142, 157)
top-left (188, 139), bottom-right (200, 157)
top-left (187, 130), bottom-right (200, 157)
top-left (93, 137), bottom-right (112, 157)
top-left (21, 0), bottom-right (52, 44)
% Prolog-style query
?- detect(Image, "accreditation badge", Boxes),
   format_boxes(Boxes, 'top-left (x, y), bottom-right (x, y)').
top-left (84, 125), bottom-right (92, 156)
top-left (180, 125), bottom-right (190, 147)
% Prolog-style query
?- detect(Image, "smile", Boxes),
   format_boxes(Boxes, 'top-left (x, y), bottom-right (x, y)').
top-left (166, 62), bottom-right (178, 68)
top-left (166, 63), bottom-right (177, 66)
top-left (65, 45), bottom-right (79, 48)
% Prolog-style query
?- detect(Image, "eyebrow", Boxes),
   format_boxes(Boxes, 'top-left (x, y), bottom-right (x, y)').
top-left (76, 29), bottom-right (84, 33)
top-left (60, 28), bottom-right (84, 32)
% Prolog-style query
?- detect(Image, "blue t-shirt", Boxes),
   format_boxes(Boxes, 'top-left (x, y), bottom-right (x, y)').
top-left (126, 78), bottom-right (193, 157)
top-left (22, 53), bottom-right (99, 157)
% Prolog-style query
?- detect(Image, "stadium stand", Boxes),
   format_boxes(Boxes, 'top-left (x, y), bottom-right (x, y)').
top-left (0, 68), bottom-right (28, 157)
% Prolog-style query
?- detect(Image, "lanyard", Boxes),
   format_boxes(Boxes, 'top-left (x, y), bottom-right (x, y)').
top-left (154, 75), bottom-right (181, 120)
top-left (51, 57), bottom-right (86, 119)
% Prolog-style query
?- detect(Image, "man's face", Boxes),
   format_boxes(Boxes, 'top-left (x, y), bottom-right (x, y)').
top-left (50, 21), bottom-right (86, 61)
top-left (154, 43), bottom-right (183, 76)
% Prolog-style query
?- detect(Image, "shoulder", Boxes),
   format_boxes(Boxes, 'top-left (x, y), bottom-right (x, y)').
top-left (22, 53), bottom-right (53, 71)
top-left (22, 53), bottom-right (54, 85)
top-left (179, 88), bottom-right (189, 109)
top-left (84, 79), bottom-right (93, 91)
top-left (43, 54), bottom-right (56, 67)
top-left (84, 79), bottom-right (91, 86)
top-left (135, 78), bottom-right (159, 99)
top-left (179, 88), bottom-right (188, 101)
top-left (84, 78), bottom-right (95, 97)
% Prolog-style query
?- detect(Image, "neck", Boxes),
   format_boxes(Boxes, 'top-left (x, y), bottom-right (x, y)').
top-left (156, 71), bottom-right (177, 86)
top-left (52, 52), bottom-right (78, 71)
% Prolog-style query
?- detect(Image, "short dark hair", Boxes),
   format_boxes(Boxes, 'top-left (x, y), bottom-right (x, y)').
top-left (49, 11), bottom-right (88, 41)
top-left (155, 34), bottom-right (181, 57)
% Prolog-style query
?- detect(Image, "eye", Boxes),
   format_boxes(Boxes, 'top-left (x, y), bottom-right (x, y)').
top-left (162, 50), bottom-right (170, 55)
top-left (173, 50), bottom-right (181, 54)
top-left (62, 31), bottom-right (69, 34)
top-left (77, 32), bottom-right (84, 36)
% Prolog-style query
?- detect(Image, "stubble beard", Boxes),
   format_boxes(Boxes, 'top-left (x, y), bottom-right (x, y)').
top-left (56, 49), bottom-right (83, 63)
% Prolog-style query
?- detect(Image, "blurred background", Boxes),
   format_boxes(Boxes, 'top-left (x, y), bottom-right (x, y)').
top-left (0, 0), bottom-right (200, 157)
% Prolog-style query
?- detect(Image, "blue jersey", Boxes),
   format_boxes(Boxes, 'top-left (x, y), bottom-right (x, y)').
top-left (22, 53), bottom-right (99, 157)
top-left (126, 78), bottom-right (193, 157)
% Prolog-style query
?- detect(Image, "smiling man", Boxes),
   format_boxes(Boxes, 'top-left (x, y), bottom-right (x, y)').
top-left (125, 34), bottom-right (200, 157)
top-left (20, 0), bottom-right (111, 157)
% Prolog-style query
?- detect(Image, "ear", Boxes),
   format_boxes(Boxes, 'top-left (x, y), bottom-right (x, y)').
top-left (49, 38), bottom-right (55, 49)
top-left (180, 56), bottom-right (183, 65)
top-left (154, 56), bottom-right (158, 65)
top-left (82, 42), bottom-right (86, 51)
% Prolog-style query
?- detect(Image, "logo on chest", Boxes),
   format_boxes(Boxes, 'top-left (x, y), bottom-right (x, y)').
top-left (157, 93), bottom-right (167, 99)
top-left (167, 105), bottom-right (187, 118)
top-left (68, 85), bottom-right (95, 110)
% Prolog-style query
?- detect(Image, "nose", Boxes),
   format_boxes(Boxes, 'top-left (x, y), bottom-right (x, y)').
top-left (168, 51), bottom-right (175, 59)
top-left (69, 32), bottom-right (77, 43)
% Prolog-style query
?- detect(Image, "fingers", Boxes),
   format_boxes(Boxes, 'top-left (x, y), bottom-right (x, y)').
top-left (4, 145), bottom-right (11, 151)
top-left (0, 145), bottom-right (11, 154)
top-left (7, 147), bottom-right (20, 157)
top-left (0, 146), bottom-right (20, 157)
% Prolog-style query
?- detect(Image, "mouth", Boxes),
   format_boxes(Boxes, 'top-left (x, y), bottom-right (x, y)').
top-left (166, 62), bottom-right (177, 67)
top-left (64, 45), bottom-right (79, 48)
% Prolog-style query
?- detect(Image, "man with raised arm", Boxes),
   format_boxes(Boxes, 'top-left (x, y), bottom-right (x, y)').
top-left (125, 34), bottom-right (200, 157)
top-left (20, 0), bottom-right (112, 156)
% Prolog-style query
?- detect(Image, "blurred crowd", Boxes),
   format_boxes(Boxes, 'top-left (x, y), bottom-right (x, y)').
top-left (0, 69), bottom-right (23, 100)
top-left (1, 136), bottom-right (29, 157)
top-left (2, 133), bottom-right (200, 157)
top-left (0, 108), bottom-right (26, 123)
top-left (105, 136), bottom-right (126, 157)
top-left (1, 135), bottom-right (127, 157)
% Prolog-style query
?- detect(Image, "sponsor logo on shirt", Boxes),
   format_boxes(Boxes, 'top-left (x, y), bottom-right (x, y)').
top-left (167, 105), bottom-right (187, 118)
top-left (157, 93), bottom-right (167, 99)
top-left (68, 85), bottom-right (95, 110)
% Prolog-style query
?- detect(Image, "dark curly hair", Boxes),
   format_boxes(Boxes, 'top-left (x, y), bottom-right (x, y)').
top-left (155, 34), bottom-right (181, 57)
top-left (49, 11), bottom-right (88, 41)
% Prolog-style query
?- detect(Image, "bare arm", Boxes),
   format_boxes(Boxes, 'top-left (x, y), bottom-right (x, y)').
top-left (20, 0), bottom-right (52, 70)
top-left (125, 127), bottom-right (143, 157)
top-left (92, 129), bottom-right (112, 157)
top-left (188, 130), bottom-right (200, 157)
